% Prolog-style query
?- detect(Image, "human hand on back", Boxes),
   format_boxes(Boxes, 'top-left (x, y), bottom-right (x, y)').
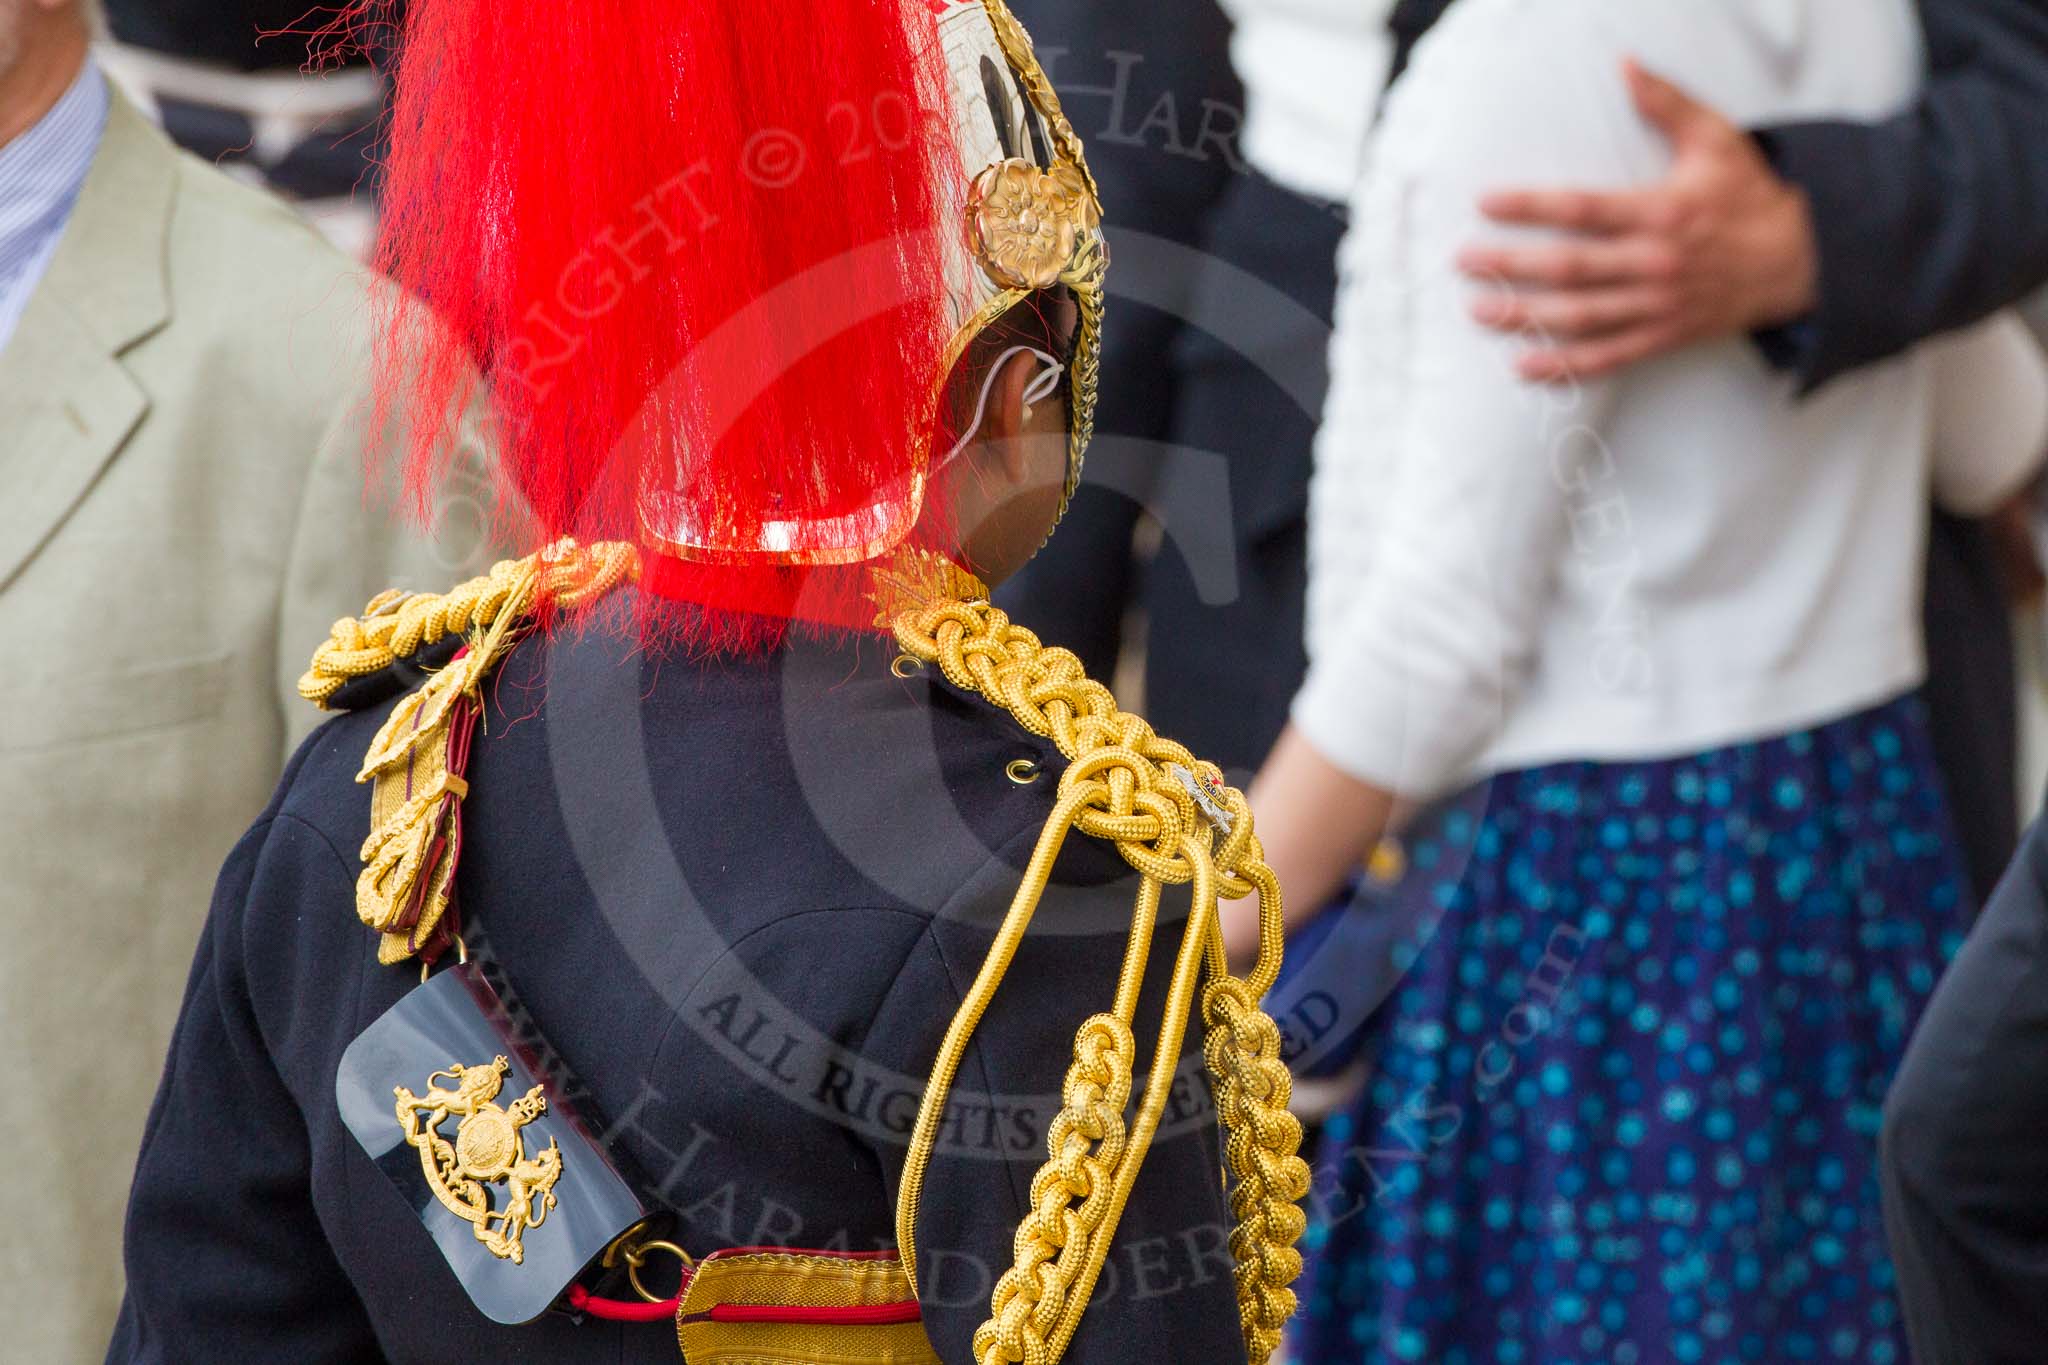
top-left (1459, 60), bottom-right (1820, 383)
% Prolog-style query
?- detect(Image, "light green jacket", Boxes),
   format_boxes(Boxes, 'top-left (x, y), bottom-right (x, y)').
top-left (0, 89), bottom-right (494, 1361)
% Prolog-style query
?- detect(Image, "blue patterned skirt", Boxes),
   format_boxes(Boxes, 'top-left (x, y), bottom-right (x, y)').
top-left (1286, 694), bottom-right (1969, 1365)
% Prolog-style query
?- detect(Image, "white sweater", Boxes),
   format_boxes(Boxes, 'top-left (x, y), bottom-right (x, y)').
top-left (1294, 0), bottom-right (2048, 801)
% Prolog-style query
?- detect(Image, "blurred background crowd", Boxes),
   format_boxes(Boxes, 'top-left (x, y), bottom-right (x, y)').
top-left (8, 0), bottom-right (2048, 1360)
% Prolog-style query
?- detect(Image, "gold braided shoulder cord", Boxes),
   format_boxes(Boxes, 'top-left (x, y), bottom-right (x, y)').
top-left (889, 599), bottom-right (1311, 1365)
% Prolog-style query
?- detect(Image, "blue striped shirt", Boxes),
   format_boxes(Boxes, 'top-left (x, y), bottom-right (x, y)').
top-left (0, 61), bottom-right (110, 354)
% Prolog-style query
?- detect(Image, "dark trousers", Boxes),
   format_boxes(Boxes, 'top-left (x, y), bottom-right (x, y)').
top-left (1882, 810), bottom-right (2048, 1363)
top-left (1923, 508), bottom-right (2020, 904)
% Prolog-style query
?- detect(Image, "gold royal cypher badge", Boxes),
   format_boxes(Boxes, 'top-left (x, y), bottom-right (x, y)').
top-left (395, 1056), bottom-right (564, 1263)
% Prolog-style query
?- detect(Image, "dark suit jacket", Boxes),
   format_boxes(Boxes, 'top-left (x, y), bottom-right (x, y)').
top-left (1766, 0), bottom-right (2048, 389)
top-left (107, 623), bottom-right (1245, 1363)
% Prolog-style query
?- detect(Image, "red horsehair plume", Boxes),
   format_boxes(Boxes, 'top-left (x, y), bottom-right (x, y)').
top-left (323, 0), bottom-right (966, 650)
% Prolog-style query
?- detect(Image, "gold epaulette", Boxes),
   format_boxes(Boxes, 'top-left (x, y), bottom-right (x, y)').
top-left (298, 540), bottom-right (640, 712)
top-left (299, 540), bottom-right (638, 964)
top-left (889, 600), bottom-right (1310, 1365)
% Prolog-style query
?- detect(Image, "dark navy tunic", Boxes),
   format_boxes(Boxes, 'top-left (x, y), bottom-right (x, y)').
top-left (107, 616), bottom-right (1247, 1363)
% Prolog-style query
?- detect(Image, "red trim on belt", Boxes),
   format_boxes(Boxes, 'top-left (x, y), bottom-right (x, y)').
top-left (565, 1283), bottom-right (680, 1322)
top-left (566, 1246), bottom-right (925, 1327)
top-left (705, 1300), bottom-right (924, 1326)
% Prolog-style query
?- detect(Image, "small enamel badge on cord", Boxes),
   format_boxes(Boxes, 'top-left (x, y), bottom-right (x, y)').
top-left (336, 959), bottom-right (666, 1325)
top-left (1169, 764), bottom-right (1235, 835)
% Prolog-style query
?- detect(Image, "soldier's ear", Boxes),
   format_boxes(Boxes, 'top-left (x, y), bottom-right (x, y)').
top-left (983, 348), bottom-right (1041, 486)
